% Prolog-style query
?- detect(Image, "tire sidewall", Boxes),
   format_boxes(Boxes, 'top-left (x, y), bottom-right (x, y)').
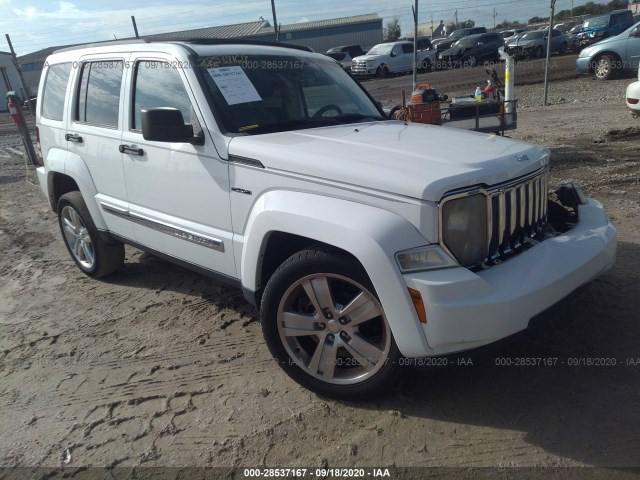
top-left (57, 192), bottom-right (123, 277)
top-left (261, 249), bottom-right (401, 399)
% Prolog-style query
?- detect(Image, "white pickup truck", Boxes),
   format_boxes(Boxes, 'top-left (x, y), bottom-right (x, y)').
top-left (351, 40), bottom-right (437, 77)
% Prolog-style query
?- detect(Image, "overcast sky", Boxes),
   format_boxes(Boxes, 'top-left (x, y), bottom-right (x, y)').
top-left (1, 0), bottom-right (629, 56)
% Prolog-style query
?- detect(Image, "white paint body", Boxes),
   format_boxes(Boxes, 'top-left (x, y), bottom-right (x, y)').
top-left (36, 42), bottom-right (616, 358)
top-left (626, 64), bottom-right (640, 113)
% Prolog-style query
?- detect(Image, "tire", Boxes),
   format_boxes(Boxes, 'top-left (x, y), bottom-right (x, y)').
top-left (261, 247), bottom-right (402, 400)
top-left (465, 55), bottom-right (477, 68)
top-left (559, 42), bottom-right (567, 55)
top-left (376, 65), bottom-right (389, 78)
top-left (419, 59), bottom-right (431, 72)
top-left (57, 191), bottom-right (124, 278)
top-left (594, 54), bottom-right (616, 80)
top-left (535, 46), bottom-right (544, 59)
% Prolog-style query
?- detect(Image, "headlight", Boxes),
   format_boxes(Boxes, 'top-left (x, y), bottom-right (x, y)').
top-left (588, 31), bottom-right (596, 38)
top-left (396, 246), bottom-right (458, 273)
top-left (441, 194), bottom-right (488, 268)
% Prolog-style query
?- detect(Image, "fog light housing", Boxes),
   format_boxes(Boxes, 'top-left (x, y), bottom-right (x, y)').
top-left (395, 245), bottom-right (458, 273)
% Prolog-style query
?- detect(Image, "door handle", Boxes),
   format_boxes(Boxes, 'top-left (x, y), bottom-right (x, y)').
top-left (65, 133), bottom-right (83, 143)
top-left (119, 145), bottom-right (144, 156)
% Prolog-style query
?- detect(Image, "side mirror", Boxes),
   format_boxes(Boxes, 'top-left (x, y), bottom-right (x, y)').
top-left (390, 51), bottom-right (397, 57)
top-left (141, 108), bottom-right (202, 145)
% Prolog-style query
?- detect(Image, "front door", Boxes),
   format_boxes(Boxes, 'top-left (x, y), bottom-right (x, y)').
top-left (120, 55), bottom-right (236, 279)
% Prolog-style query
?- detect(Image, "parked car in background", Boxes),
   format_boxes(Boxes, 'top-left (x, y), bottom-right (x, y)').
top-left (505, 29), bottom-right (569, 58)
top-left (573, 10), bottom-right (634, 51)
top-left (325, 51), bottom-right (356, 71)
top-left (577, 21), bottom-right (640, 79)
top-left (325, 45), bottom-right (365, 72)
top-left (500, 28), bottom-right (528, 39)
top-left (326, 44), bottom-right (364, 58)
top-left (439, 32), bottom-right (505, 68)
top-left (626, 64), bottom-right (640, 115)
top-left (431, 27), bottom-right (488, 53)
top-left (351, 41), bottom-right (436, 77)
top-left (554, 22), bottom-right (576, 34)
top-left (504, 31), bottom-right (528, 49)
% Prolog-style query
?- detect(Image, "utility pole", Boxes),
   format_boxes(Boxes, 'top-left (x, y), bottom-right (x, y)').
top-left (271, 0), bottom-right (279, 42)
top-left (4, 34), bottom-right (34, 118)
top-left (454, 9), bottom-right (459, 28)
top-left (412, 0), bottom-right (418, 91)
top-left (131, 16), bottom-right (140, 39)
top-left (493, 8), bottom-right (497, 30)
top-left (543, 0), bottom-right (556, 106)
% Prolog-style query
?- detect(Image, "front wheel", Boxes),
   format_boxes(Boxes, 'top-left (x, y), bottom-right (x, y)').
top-left (58, 191), bottom-right (124, 277)
top-left (261, 248), bottom-right (401, 399)
top-left (594, 54), bottom-right (616, 80)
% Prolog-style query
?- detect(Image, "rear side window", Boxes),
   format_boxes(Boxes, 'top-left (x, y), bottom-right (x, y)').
top-left (41, 63), bottom-right (72, 121)
top-left (132, 61), bottom-right (193, 130)
top-left (402, 43), bottom-right (414, 54)
top-left (76, 61), bottom-right (123, 128)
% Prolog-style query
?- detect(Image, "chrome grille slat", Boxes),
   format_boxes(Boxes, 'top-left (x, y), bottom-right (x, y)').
top-left (486, 171), bottom-right (548, 265)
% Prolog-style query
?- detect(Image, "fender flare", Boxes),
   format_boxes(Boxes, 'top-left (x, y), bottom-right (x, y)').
top-left (241, 190), bottom-right (434, 357)
top-left (47, 150), bottom-right (108, 230)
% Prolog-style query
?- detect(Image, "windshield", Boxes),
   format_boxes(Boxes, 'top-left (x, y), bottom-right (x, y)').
top-left (522, 31), bottom-right (545, 40)
top-left (196, 54), bottom-right (384, 135)
top-left (449, 30), bottom-right (466, 40)
top-left (366, 44), bottom-right (392, 55)
top-left (583, 16), bottom-right (609, 28)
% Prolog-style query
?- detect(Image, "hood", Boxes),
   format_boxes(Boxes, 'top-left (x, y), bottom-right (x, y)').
top-left (352, 54), bottom-right (383, 62)
top-left (228, 122), bottom-right (549, 202)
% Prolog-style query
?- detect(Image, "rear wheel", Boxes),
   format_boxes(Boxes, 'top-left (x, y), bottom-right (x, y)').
top-left (57, 191), bottom-right (124, 278)
top-left (594, 54), bottom-right (616, 80)
top-left (261, 248), bottom-right (401, 399)
top-left (465, 55), bottom-right (477, 67)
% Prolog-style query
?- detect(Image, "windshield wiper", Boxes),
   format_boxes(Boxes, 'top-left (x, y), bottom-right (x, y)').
top-left (245, 118), bottom-right (340, 134)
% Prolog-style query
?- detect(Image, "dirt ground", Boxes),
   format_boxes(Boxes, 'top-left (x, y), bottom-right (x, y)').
top-left (1, 62), bottom-right (640, 477)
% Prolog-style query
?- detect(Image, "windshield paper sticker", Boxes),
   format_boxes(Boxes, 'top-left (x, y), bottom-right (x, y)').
top-left (207, 66), bottom-right (261, 105)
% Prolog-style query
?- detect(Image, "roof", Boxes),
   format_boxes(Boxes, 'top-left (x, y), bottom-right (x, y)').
top-left (143, 20), bottom-right (270, 41)
top-left (257, 13), bottom-right (381, 35)
top-left (18, 46), bottom-right (74, 64)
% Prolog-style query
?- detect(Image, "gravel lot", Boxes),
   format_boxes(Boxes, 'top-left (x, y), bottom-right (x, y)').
top-left (1, 60), bottom-right (639, 477)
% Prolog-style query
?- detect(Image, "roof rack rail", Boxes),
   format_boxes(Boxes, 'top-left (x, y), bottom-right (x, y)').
top-left (173, 38), bottom-right (312, 52)
top-left (53, 38), bottom-right (148, 54)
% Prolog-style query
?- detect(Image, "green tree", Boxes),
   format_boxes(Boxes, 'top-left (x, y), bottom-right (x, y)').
top-left (384, 17), bottom-right (401, 42)
top-left (528, 15), bottom-right (549, 24)
top-left (496, 19), bottom-right (520, 29)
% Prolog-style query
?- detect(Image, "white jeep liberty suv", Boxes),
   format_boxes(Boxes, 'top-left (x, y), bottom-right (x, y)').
top-left (36, 39), bottom-right (617, 399)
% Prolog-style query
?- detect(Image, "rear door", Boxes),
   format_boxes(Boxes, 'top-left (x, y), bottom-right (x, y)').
top-left (67, 55), bottom-right (133, 238)
top-left (120, 54), bottom-right (236, 278)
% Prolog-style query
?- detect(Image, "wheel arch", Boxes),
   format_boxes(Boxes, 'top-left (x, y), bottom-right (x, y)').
top-left (240, 190), bottom-right (434, 357)
top-left (47, 151), bottom-right (107, 229)
top-left (591, 50), bottom-right (623, 72)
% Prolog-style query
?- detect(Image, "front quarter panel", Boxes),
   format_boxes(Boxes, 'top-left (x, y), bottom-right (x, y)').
top-left (240, 190), bottom-right (435, 357)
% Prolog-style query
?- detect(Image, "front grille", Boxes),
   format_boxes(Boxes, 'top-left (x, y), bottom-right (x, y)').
top-left (486, 170), bottom-right (549, 262)
top-left (351, 61), bottom-right (368, 74)
top-left (441, 169), bottom-right (550, 268)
